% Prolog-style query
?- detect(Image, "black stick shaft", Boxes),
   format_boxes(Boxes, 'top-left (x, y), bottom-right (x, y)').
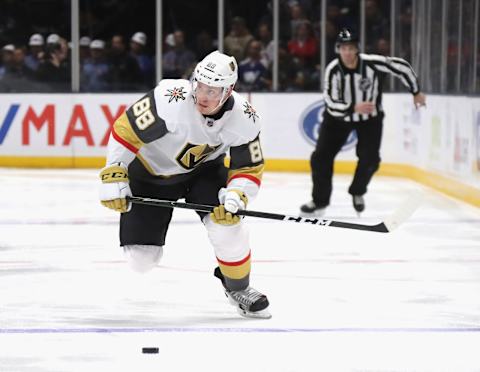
top-left (127, 196), bottom-right (389, 233)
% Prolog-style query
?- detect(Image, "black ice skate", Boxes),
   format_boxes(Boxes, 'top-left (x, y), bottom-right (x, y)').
top-left (214, 267), bottom-right (271, 319)
top-left (352, 195), bottom-right (365, 214)
top-left (300, 200), bottom-right (327, 216)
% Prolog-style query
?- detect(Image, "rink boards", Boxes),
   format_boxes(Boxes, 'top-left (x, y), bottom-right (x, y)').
top-left (0, 92), bottom-right (479, 206)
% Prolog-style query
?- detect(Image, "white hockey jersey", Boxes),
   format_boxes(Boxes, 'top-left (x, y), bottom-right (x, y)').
top-left (106, 79), bottom-right (264, 199)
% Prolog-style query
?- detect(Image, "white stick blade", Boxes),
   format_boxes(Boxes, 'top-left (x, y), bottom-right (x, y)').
top-left (383, 192), bottom-right (424, 232)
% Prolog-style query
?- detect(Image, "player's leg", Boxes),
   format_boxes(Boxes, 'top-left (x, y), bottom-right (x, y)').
top-left (302, 114), bottom-right (353, 213)
top-left (348, 114), bottom-right (383, 211)
top-left (186, 162), bottom-right (251, 290)
top-left (120, 161), bottom-right (187, 273)
top-left (186, 162), bottom-right (270, 318)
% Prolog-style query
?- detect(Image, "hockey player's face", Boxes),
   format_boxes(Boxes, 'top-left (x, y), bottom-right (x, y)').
top-left (195, 82), bottom-right (223, 114)
top-left (339, 43), bottom-right (358, 66)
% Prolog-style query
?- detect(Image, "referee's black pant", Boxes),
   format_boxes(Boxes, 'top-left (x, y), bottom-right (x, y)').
top-left (310, 112), bottom-right (383, 207)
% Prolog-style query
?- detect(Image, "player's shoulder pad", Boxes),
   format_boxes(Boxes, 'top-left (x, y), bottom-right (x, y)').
top-left (154, 79), bottom-right (193, 122)
top-left (124, 88), bottom-right (169, 144)
top-left (124, 79), bottom-right (192, 143)
top-left (227, 91), bottom-right (261, 141)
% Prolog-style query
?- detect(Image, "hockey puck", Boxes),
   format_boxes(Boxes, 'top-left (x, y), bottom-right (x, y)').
top-left (142, 347), bottom-right (159, 354)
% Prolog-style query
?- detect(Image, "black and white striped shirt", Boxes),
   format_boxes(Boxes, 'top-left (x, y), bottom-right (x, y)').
top-left (323, 53), bottom-right (420, 122)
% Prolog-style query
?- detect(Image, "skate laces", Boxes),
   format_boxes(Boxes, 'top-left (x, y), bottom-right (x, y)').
top-left (228, 287), bottom-right (263, 306)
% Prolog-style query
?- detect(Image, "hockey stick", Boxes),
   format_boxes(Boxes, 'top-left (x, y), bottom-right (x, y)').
top-left (127, 193), bottom-right (422, 233)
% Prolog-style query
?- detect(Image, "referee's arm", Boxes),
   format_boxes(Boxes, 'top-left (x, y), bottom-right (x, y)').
top-left (323, 61), bottom-right (353, 119)
top-left (363, 54), bottom-right (426, 107)
top-left (362, 54), bottom-right (420, 94)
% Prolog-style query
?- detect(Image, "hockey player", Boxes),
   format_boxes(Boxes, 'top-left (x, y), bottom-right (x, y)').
top-left (99, 51), bottom-right (270, 319)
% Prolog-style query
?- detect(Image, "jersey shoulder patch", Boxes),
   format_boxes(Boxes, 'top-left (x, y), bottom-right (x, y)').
top-left (154, 79), bottom-right (193, 130)
top-left (232, 92), bottom-right (260, 124)
top-left (224, 92), bottom-right (261, 144)
top-left (156, 79), bottom-right (191, 104)
top-left (125, 89), bottom-right (168, 144)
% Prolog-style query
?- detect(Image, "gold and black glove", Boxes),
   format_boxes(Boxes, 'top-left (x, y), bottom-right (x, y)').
top-left (99, 163), bottom-right (132, 213)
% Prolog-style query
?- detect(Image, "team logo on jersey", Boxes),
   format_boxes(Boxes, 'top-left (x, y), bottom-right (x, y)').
top-left (299, 99), bottom-right (357, 151)
top-left (243, 102), bottom-right (259, 123)
top-left (165, 87), bottom-right (187, 103)
top-left (359, 77), bottom-right (372, 92)
top-left (176, 143), bottom-right (222, 169)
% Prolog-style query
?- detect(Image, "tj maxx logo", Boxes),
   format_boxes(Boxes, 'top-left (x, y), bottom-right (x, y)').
top-left (0, 103), bottom-right (127, 146)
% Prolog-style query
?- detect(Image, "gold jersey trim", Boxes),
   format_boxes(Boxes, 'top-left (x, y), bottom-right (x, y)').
top-left (113, 113), bottom-right (145, 152)
top-left (228, 163), bottom-right (264, 183)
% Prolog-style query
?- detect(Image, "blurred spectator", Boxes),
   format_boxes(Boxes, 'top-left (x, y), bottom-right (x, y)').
top-left (397, 5), bottom-right (412, 60)
top-left (288, 0), bottom-right (315, 15)
top-left (364, 0), bottom-right (389, 53)
top-left (278, 43), bottom-right (302, 91)
top-left (194, 30), bottom-right (216, 60)
top-left (25, 33), bottom-right (44, 71)
top-left (79, 36), bottom-right (91, 65)
top-left (162, 30), bottom-right (196, 79)
top-left (288, 21), bottom-right (318, 68)
top-left (289, 3), bottom-right (308, 40)
top-left (36, 35), bottom-right (70, 91)
top-left (326, 3), bottom-right (352, 29)
top-left (0, 46), bottom-right (37, 92)
top-left (224, 17), bottom-right (254, 62)
top-left (46, 33), bottom-right (60, 46)
top-left (375, 38), bottom-right (390, 56)
top-left (325, 20), bottom-right (339, 63)
top-left (0, 44), bottom-right (15, 80)
top-left (108, 34), bottom-right (142, 91)
top-left (326, 4), bottom-right (342, 23)
top-left (164, 33), bottom-right (175, 52)
top-left (81, 39), bottom-right (110, 92)
top-left (278, 0), bottom-right (296, 40)
top-left (334, 1), bottom-right (359, 31)
top-left (130, 31), bottom-right (154, 86)
top-left (237, 40), bottom-right (271, 92)
top-left (12, 47), bottom-right (30, 75)
top-left (256, 22), bottom-right (274, 67)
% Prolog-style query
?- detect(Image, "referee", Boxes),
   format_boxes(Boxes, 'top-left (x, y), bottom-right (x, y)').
top-left (301, 28), bottom-right (426, 216)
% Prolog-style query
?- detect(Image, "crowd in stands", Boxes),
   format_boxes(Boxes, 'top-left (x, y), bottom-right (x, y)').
top-left (0, 0), bottom-right (431, 93)
top-left (0, 31), bottom-right (155, 92)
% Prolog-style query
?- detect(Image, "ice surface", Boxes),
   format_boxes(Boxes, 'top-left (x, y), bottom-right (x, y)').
top-left (1, 169), bottom-right (479, 371)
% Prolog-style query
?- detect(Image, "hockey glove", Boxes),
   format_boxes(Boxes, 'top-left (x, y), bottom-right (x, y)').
top-left (99, 162), bottom-right (132, 213)
top-left (210, 188), bottom-right (248, 225)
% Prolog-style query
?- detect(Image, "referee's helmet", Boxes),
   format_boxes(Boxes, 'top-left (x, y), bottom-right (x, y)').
top-left (335, 28), bottom-right (359, 53)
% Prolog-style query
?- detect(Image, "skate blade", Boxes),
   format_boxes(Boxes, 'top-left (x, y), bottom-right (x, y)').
top-left (236, 307), bottom-right (272, 319)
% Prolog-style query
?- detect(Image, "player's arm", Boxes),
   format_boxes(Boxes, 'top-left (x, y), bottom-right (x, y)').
top-left (211, 134), bottom-right (264, 225)
top-left (100, 90), bottom-right (169, 212)
top-left (227, 134), bottom-right (264, 204)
